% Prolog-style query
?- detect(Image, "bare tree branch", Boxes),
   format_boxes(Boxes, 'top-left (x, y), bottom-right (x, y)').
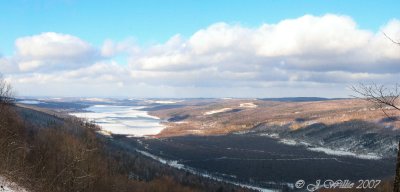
top-left (383, 32), bottom-right (400, 46)
top-left (351, 83), bottom-right (400, 192)
top-left (351, 83), bottom-right (400, 121)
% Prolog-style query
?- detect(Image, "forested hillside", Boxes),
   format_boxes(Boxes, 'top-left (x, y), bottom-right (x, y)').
top-left (0, 83), bottom-right (246, 192)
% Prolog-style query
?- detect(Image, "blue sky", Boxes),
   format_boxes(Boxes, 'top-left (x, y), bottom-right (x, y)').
top-left (0, 0), bottom-right (400, 98)
top-left (1, 0), bottom-right (398, 54)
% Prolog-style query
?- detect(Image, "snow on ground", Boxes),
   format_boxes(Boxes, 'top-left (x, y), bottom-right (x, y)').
top-left (80, 98), bottom-right (112, 102)
top-left (204, 108), bottom-right (232, 115)
top-left (173, 121), bottom-right (187, 124)
top-left (259, 133), bottom-right (381, 160)
top-left (145, 100), bottom-right (182, 104)
top-left (308, 147), bottom-right (381, 160)
top-left (239, 102), bottom-right (257, 108)
top-left (278, 139), bottom-right (297, 146)
top-left (259, 133), bottom-right (279, 138)
top-left (17, 100), bottom-right (42, 105)
top-left (0, 176), bottom-right (28, 192)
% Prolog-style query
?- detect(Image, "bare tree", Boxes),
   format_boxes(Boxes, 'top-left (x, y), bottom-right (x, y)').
top-left (0, 74), bottom-right (14, 105)
top-left (351, 83), bottom-right (400, 119)
top-left (384, 32), bottom-right (400, 46)
top-left (351, 33), bottom-right (400, 192)
top-left (352, 83), bottom-right (400, 192)
top-left (0, 75), bottom-right (14, 116)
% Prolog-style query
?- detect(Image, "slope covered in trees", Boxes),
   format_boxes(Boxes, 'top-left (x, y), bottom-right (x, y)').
top-left (0, 80), bottom-right (247, 192)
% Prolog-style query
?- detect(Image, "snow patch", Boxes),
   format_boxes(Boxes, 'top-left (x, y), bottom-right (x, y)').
top-left (146, 100), bottom-right (182, 104)
top-left (279, 139), bottom-right (297, 146)
top-left (0, 176), bottom-right (28, 192)
top-left (80, 98), bottom-right (111, 102)
top-left (259, 133), bottom-right (279, 139)
top-left (204, 108), bottom-right (232, 115)
top-left (17, 100), bottom-right (42, 105)
top-left (239, 103), bottom-right (257, 108)
top-left (258, 133), bottom-right (380, 160)
top-left (173, 121), bottom-right (187, 124)
top-left (308, 147), bottom-right (381, 160)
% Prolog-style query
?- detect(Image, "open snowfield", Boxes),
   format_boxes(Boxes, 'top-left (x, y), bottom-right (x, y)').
top-left (204, 108), bottom-right (232, 115)
top-left (239, 102), bottom-right (258, 108)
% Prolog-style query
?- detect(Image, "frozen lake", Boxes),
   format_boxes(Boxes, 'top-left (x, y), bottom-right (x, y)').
top-left (70, 104), bottom-right (165, 136)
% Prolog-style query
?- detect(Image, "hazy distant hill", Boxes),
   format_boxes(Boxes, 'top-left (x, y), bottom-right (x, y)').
top-left (258, 97), bottom-right (337, 102)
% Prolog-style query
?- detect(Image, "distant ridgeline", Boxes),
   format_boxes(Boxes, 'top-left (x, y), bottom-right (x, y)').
top-left (258, 97), bottom-right (343, 102)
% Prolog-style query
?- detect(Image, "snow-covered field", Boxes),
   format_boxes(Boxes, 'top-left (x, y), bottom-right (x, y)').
top-left (0, 176), bottom-right (27, 192)
top-left (79, 98), bottom-right (113, 102)
top-left (239, 102), bottom-right (257, 108)
top-left (70, 105), bottom-right (165, 137)
top-left (145, 100), bottom-right (182, 104)
top-left (204, 108), bottom-right (232, 115)
top-left (203, 103), bottom-right (257, 116)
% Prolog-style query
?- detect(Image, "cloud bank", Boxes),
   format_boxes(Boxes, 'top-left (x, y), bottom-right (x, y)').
top-left (2, 14), bottom-right (400, 97)
top-left (14, 32), bottom-right (101, 72)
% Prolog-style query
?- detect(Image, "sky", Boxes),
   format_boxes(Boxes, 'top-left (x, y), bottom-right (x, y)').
top-left (0, 0), bottom-right (399, 98)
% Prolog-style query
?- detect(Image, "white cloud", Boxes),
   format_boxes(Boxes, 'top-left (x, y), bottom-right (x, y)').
top-left (3, 14), bottom-right (400, 97)
top-left (123, 14), bottom-right (400, 95)
top-left (254, 14), bottom-right (372, 57)
top-left (367, 19), bottom-right (400, 60)
top-left (0, 57), bottom-right (18, 73)
top-left (189, 23), bottom-right (252, 55)
top-left (129, 14), bottom-right (400, 76)
top-left (15, 32), bottom-right (100, 71)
